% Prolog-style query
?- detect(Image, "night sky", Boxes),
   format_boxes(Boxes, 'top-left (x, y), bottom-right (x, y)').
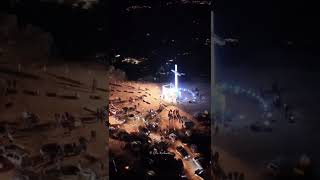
top-left (214, 1), bottom-right (320, 67)
top-left (215, 1), bottom-right (318, 46)
top-left (1, 0), bottom-right (319, 66)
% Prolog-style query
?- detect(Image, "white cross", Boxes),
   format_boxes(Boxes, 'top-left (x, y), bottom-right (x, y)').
top-left (171, 64), bottom-right (185, 92)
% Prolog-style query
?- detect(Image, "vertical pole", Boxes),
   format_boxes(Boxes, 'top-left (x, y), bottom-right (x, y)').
top-left (211, 11), bottom-right (215, 88)
top-left (175, 64), bottom-right (178, 91)
top-left (211, 10), bottom-right (215, 122)
top-left (211, 9), bottom-right (215, 171)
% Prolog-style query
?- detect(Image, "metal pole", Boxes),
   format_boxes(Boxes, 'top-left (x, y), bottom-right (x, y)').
top-left (211, 9), bottom-right (215, 180)
top-left (211, 11), bottom-right (215, 88)
top-left (211, 10), bottom-right (215, 126)
top-left (175, 64), bottom-right (178, 91)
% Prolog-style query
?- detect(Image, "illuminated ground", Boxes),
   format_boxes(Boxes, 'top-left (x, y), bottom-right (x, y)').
top-left (0, 62), bottom-right (108, 180)
top-left (109, 81), bottom-right (211, 180)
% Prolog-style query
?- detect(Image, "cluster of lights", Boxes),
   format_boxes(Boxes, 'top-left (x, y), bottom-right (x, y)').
top-left (181, 0), bottom-right (212, 5)
top-left (179, 88), bottom-right (197, 102)
top-left (162, 84), bottom-right (179, 103)
top-left (161, 64), bottom-right (196, 103)
top-left (121, 57), bottom-right (146, 65)
top-left (219, 83), bottom-right (270, 112)
top-left (126, 5), bottom-right (152, 12)
top-left (161, 85), bottom-right (197, 103)
top-left (71, 0), bottom-right (99, 9)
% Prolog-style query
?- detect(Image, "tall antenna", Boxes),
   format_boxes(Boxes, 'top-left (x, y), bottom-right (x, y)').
top-left (211, 3), bottom-right (215, 159)
top-left (211, 8), bottom-right (215, 88)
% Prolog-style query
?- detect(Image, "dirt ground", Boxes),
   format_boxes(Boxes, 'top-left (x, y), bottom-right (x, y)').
top-left (0, 61), bottom-right (109, 180)
top-left (109, 81), bottom-right (211, 180)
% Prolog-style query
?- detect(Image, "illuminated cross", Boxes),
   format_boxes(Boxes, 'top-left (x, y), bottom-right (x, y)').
top-left (171, 64), bottom-right (185, 92)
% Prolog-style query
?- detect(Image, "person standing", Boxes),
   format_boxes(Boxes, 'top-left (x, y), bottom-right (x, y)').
top-left (173, 109), bottom-right (177, 120)
top-left (168, 109), bottom-right (172, 120)
top-left (91, 130), bottom-right (97, 141)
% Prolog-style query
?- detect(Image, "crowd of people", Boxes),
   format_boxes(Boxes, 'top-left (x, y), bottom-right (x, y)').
top-left (109, 82), bottom-right (212, 179)
top-left (168, 109), bottom-right (181, 120)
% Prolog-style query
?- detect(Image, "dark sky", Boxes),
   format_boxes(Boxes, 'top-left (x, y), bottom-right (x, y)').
top-left (213, 0), bottom-right (320, 67)
top-left (1, 0), bottom-right (319, 46)
top-left (215, 0), bottom-right (319, 47)
top-left (1, 0), bottom-right (319, 66)
top-left (1, 1), bottom-right (210, 54)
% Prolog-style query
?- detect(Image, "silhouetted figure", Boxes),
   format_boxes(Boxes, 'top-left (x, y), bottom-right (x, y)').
top-left (283, 103), bottom-right (289, 119)
top-left (168, 109), bottom-right (173, 120)
top-left (91, 130), bottom-right (96, 140)
top-left (273, 95), bottom-right (281, 108)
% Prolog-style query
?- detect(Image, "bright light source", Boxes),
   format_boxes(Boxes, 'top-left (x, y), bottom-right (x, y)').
top-left (162, 83), bottom-right (178, 103)
top-left (161, 64), bottom-right (196, 103)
